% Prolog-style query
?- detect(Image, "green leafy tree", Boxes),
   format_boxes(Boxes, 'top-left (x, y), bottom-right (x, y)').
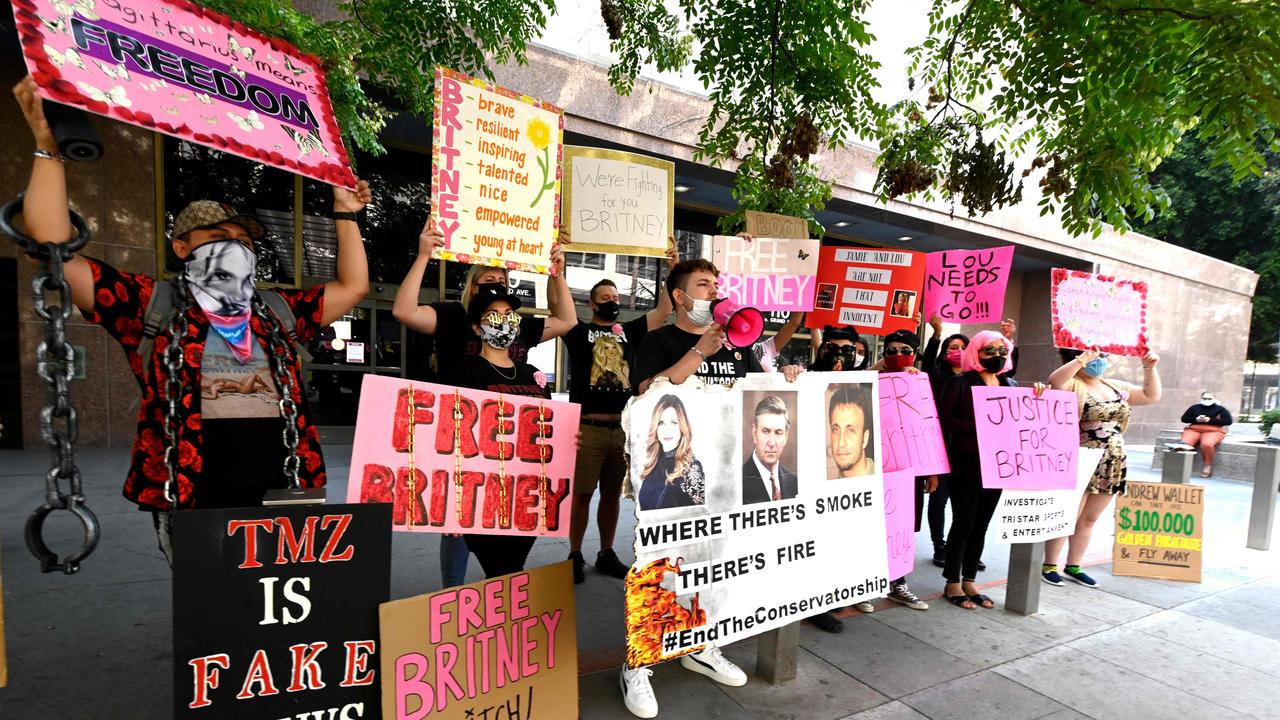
top-left (883, 0), bottom-right (1280, 236)
top-left (1135, 134), bottom-right (1280, 362)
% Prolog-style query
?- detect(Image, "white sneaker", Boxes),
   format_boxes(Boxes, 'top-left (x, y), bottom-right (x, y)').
top-left (620, 666), bottom-right (658, 718)
top-left (850, 600), bottom-right (876, 613)
top-left (680, 646), bottom-right (748, 687)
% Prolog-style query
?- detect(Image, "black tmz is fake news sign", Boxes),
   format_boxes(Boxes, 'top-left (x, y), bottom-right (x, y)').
top-left (172, 503), bottom-right (391, 719)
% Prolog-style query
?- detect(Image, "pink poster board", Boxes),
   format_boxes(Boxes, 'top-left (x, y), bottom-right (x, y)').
top-left (1051, 268), bottom-right (1150, 357)
top-left (878, 372), bottom-right (950, 476)
top-left (13, 0), bottom-right (356, 188)
top-left (972, 386), bottom-right (1079, 490)
top-left (923, 246), bottom-right (1014, 323)
top-left (347, 375), bottom-right (580, 536)
top-left (883, 469), bottom-right (916, 580)
top-left (712, 235), bottom-right (821, 311)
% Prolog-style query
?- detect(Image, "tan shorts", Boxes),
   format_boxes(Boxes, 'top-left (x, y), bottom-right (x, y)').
top-left (574, 424), bottom-right (628, 496)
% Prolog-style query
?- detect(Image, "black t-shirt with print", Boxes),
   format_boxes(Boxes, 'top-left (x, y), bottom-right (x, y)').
top-left (420, 301), bottom-right (546, 378)
top-left (563, 316), bottom-right (649, 415)
top-left (442, 356), bottom-right (552, 399)
top-left (630, 324), bottom-right (763, 389)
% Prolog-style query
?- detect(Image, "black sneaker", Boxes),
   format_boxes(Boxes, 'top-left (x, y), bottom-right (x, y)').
top-left (977, 559), bottom-right (987, 572)
top-left (1064, 566), bottom-right (1098, 588)
top-left (595, 548), bottom-right (630, 579)
top-left (932, 542), bottom-right (946, 568)
top-left (569, 550), bottom-right (585, 584)
top-left (807, 611), bottom-right (844, 633)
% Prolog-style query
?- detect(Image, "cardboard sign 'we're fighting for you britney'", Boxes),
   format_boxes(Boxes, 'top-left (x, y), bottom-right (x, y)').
top-left (14, 0), bottom-right (356, 187)
top-left (347, 375), bottom-right (579, 536)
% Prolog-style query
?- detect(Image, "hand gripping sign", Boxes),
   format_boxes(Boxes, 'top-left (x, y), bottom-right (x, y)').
top-left (347, 375), bottom-right (579, 536)
top-left (13, 0), bottom-right (357, 187)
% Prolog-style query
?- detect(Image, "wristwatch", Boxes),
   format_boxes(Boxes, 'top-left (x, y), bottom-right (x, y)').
top-left (332, 211), bottom-right (360, 224)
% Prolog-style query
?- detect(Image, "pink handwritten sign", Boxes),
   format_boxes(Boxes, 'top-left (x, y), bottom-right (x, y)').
top-left (883, 469), bottom-right (916, 580)
top-left (346, 375), bottom-right (579, 536)
top-left (878, 372), bottom-right (950, 476)
top-left (712, 235), bottom-right (821, 311)
top-left (1051, 268), bottom-right (1150, 357)
top-left (13, 0), bottom-right (356, 188)
top-left (972, 386), bottom-right (1079, 490)
top-left (923, 246), bottom-right (1014, 323)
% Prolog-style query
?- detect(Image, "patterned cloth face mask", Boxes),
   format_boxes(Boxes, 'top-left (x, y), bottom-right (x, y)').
top-left (480, 311), bottom-right (520, 349)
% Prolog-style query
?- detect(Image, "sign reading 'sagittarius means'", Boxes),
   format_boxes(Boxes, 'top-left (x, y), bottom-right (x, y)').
top-left (1113, 481), bottom-right (1204, 583)
top-left (806, 247), bottom-right (927, 336)
top-left (1051, 268), bottom-right (1150, 357)
top-left (623, 372), bottom-right (889, 667)
top-left (380, 562), bottom-right (577, 720)
top-left (172, 503), bottom-right (391, 720)
top-left (13, 0), bottom-right (356, 188)
top-left (923, 246), bottom-right (1015, 323)
top-left (432, 67), bottom-right (564, 274)
top-left (347, 375), bottom-right (579, 536)
top-left (712, 235), bottom-right (821, 311)
top-left (878, 372), bottom-right (950, 476)
top-left (562, 146), bottom-right (673, 257)
top-left (993, 447), bottom-right (1104, 543)
top-left (972, 386), bottom-right (1079, 490)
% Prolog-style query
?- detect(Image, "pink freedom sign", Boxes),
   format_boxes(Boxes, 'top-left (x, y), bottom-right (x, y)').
top-left (711, 234), bottom-right (821, 311)
top-left (923, 246), bottom-right (1014, 323)
top-left (878, 372), bottom-right (950, 476)
top-left (883, 469), bottom-right (916, 580)
top-left (347, 375), bottom-right (580, 537)
top-left (13, 0), bottom-right (356, 188)
top-left (972, 386), bottom-right (1079, 490)
top-left (1051, 268), bottom-right (1150, 357)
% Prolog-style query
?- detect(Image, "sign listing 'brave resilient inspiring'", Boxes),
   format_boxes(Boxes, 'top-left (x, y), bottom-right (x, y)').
top-left (14, 0), bottom-right (356, 187)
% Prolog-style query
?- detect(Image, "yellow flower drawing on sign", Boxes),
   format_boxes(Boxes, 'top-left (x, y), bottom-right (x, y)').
top-left (529, 116), bottom-right (556, 207)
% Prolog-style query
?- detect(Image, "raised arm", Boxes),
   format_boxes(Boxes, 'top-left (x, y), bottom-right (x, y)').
top-left (12, 76), bottom-right (94, 313)
top-left (1127, 351), bottom-right (1162, 406)
top-left (1048, 349), bottom-right (1095, 390)
top-left (645, 238), bottom-right (678, 330)
top-left (320, 180), bottom-right (372, 326)
top-left (392, 219), bottom-right (444, 334)
top-left (541, 240), bottom-right (577, 341)
top-left (771, 311), bottom-right (805, 349)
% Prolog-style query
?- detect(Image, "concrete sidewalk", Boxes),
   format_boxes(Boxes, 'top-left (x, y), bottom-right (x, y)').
top-left (1, 444), bottom-right (1276, 719)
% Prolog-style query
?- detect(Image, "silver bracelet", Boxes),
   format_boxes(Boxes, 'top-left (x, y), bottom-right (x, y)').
top-left (33, 148), bottom-right (68, 162)
top-left (691, 347), bottom-right (707, 360)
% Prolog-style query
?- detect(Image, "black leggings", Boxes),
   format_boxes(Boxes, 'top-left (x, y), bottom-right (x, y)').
top-left (463, 534), bottom-right (536, 579)
top-left (928, 473), bottom-right (950, 546)
top-left (942, 462), bottom-right (1002, 583)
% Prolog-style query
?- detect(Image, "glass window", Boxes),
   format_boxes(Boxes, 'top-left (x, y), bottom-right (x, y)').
top-left (307, 306), bottom-right (371, 367)
top-left (565, 251), bottom-right (606, 269)
top-left (160, 137), bottom-right (296, 284)
top-left (374, 308), bottom-right (404, 370)
top-left (305, 368), bottom-right (364, 425)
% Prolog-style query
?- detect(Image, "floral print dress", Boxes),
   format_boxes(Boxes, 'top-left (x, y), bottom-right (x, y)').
top-left (1079, 384), bottom-right (1132, 495)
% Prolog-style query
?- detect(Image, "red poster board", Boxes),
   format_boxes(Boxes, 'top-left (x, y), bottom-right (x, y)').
top-left (806, 247), bottom-right (926, 336)
top-left (13, 0), bottom-right (356, 188)
top-left (1051, 268), bottom-right (1150, 357)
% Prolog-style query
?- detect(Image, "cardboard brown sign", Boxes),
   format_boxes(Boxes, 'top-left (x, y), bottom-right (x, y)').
top-left (1113, 481), bottom-right (1204, 583)
top-left (380, 561), bottom-right (578, 719)
top-left (743, 210), bottom-right (808, 240)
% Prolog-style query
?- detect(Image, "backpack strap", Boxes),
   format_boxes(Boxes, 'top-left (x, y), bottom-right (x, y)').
top-left (258, 290), bottom-right (311, 363)
top-left (139, 280), bottom-right (176, 379)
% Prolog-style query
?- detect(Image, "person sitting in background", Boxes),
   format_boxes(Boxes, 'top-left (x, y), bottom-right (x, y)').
top-left (1176, 391), bottom-right (1233, 478)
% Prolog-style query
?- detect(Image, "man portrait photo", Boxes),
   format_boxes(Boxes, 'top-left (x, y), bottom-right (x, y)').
top-left (742, 394), bottom-right (798, 504)
top-left (826, 384), bottom-right (877, 478)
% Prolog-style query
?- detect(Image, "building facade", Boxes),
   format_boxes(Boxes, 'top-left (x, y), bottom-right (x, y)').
top-left (0, 21), bottom-right (1259, 450)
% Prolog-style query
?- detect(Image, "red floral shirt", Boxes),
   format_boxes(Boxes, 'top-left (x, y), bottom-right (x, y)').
top-left (82, 259), bottom-right (328, 510)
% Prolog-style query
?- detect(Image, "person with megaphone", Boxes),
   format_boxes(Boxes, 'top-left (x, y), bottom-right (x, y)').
top-left (622, 256), bottom-right (801, 718)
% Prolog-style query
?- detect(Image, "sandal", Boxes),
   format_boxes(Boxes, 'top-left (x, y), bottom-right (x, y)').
top-left (1199, 467), bottom-right (1212, 478)
top-left (967, 593), bottom-right (995, 609)
top-left (945, 593), bottom-right (976, 610)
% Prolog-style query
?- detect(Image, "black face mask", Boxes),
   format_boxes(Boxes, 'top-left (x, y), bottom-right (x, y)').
top-left (595, 300), bottom-right (620, 321)
top-left (979, 355), bottom-right (1005, 374)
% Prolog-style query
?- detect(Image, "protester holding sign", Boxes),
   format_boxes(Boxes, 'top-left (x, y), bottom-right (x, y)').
top-left (920, 317), bottom-right (968, 566)
top-left (563, 245), bottom-right (677, 584)
top-left (439, 284), bottom-right (556, 578)
top-left (13, 76), bottom-right (371, 560)
top-left (1041, 347), bottom-right (1161, 588)
top-left (938, 330), bottom-right (1016, 608)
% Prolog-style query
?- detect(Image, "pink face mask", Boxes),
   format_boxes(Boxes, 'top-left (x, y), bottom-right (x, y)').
top-left (946, 349), bottom-right (963, 368)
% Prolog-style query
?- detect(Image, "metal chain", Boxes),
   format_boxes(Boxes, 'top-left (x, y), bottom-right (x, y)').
top-left (253, 293), bottom-right (304, 488)
top-left (2, 195), bottom-right (99, 574)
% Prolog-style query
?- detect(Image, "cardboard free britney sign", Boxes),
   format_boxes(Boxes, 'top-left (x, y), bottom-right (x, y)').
top-left (13, 0), bottom-right (356, 187)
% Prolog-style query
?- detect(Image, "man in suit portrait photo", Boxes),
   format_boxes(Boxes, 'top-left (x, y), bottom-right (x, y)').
top-left (743, 394), bottom-right (798, 504)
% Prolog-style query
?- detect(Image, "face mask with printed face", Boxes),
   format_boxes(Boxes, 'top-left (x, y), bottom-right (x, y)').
top-left (1083, 357), bottom-right (1110, 378)
top-left (185, 239), bottom-right (256, 363)
top-left (595, 300), bottom-right (620, 322)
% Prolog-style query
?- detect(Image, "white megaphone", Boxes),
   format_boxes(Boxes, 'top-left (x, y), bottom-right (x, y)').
top-left (711, 298), bottom-right (765, 349)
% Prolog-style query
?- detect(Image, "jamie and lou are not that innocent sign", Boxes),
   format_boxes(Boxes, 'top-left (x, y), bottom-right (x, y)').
top-left (432, 67), bottom-right (564, 274)
top-left (13, 0), bottom-right (356, 187)
top-left (347, 375), bottom-right (579, 537)
top-left (806, 247), bottom-right (926, 336)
